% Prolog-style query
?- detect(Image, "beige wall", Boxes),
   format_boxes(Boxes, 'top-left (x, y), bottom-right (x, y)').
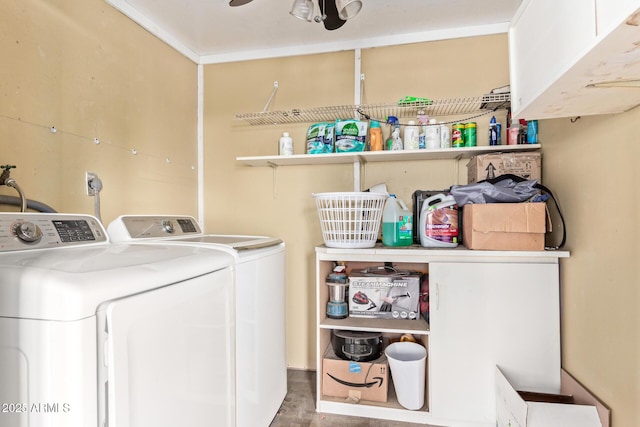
top-left (542, 111), bottom-right (639, 427)
top-left (2, 1), bottom-right (638, 425)
top-left (0, 0), bottom-right (199, 219)
top-left (202, 34), bottom-right (510, 369)
top-left (203, 35), bottom-right (639, 426)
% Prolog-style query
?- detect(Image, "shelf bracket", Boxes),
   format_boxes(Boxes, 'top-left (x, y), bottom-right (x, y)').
top-left (353, 159), bottom-right (361, 192)
top-left (263, 81), bottom-right (279, 112)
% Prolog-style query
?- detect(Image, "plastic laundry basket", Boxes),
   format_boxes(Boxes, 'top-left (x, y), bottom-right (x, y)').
top-left (313, 192), bottom-right (387, 249)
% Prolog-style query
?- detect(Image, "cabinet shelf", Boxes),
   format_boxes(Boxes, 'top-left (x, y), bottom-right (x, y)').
top-left (320, 316), bottom-right (429, 335)
top-left (234, 93), bottom-right (510, 126)
top-left (237, 144), bottom-right (541, 167)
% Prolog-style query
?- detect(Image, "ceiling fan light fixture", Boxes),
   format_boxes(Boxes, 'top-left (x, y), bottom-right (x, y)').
top-left (336, 0), bottom-right (362, 20)
top-left (290, 0), bottom-right (314, 22)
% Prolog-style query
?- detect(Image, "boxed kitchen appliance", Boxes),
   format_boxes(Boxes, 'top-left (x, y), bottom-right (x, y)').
top-left (348, 268), bottom-right (422, 320)
top-left (462, 203), bottom-right (546, 251)
top-left (496, 367), bottom-right (609, 427)
top-left (322, 345), bottom-right (389, 403)
top-left (467, 152), bottom-right (542, 184)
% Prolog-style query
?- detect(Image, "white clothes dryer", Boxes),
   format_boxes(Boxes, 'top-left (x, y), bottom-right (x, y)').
top-left (107, 215), bottom-right (287, 427)
top-left (0, 213), bottom-right (236, 427)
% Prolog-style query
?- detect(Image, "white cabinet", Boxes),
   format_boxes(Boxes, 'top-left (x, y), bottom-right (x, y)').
top-left (315, 246), bottom-right (568, 427)
top-left (596, 0), bottom-right (640, 35)
top-left (509, 0), bottom-right (640, 119)
top-left (428, 262), bottom-right (561, 425)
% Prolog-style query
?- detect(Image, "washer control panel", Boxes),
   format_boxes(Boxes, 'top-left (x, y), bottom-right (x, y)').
top-left (109, 215), bottom-right (202, 240)
top-left (0, 213), bottom-right (107, 251)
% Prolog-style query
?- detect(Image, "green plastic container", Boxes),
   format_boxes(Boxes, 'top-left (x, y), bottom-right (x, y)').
top-left (382, 194), bottom-right (413, 247)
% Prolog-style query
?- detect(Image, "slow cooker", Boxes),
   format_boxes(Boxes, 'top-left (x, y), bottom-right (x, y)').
top-left (331, 330), bottom-right (383, 362)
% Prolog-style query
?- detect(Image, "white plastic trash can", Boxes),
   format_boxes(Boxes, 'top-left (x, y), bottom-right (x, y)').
top-left (385, 342), bottom-right (427, 410)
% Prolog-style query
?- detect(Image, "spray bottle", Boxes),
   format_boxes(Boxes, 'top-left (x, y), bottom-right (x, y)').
top-left (385, 116), bottom-right (403, 150)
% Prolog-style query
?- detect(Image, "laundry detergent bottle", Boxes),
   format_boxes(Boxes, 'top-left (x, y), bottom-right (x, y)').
top-left (382, 194), bottom-right (413, 247)
top-left (419, 193), bottom-right (459, 247)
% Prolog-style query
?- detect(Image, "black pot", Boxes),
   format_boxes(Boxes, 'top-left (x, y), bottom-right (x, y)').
top-left (332, 330), bottom-right (382, 362)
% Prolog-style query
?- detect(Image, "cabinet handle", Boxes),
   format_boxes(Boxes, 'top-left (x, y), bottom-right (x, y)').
top-left (435, 282), bottom-right (440, 311)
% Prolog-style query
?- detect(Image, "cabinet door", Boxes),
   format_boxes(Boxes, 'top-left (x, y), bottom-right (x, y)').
top-left (509, 0), bottom-right (596, 117)
top-left (428, 262), bottom-right (561, 424)
top-left (596, 0), bottom-right (640, 35)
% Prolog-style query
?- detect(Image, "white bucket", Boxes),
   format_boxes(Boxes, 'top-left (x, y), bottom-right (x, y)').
top-left (385, 342), bottom-right (427, 410)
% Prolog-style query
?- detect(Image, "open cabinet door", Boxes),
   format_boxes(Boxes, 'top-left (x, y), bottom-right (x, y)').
top-left (104, 269), bottom-right (235, 427)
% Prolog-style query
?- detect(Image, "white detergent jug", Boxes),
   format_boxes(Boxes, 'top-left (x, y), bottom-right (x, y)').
top-left (419, 194), bottom-right (459, 247)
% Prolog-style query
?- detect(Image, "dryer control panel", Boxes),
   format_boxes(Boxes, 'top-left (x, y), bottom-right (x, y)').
top-left (0, 213), bottom-right (107, 251)
top-left (107, 215), bottom-right (203, 241)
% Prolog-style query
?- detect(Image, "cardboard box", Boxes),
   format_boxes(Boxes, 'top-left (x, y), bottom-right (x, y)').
top-left (496, 367), bottom-right (609, 427)
top-left (348, 269), bottom-right (422, 320)
top-left (467, 152), bottom-right (542, 184)
top-left (322, 346), bottom-right (389, 403)
top-left (462, 203), bottom-right (546, 251)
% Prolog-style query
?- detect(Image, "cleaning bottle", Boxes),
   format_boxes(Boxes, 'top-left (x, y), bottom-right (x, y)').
top-left (425, 118), bottom-right (441, 149)
top-left (417, 111), bottom-right (428, 149)
top-left (489, 116), bottom-right (498, 146)
top-left (279, 132), bottom-right (293, 155)
top-left (419, 193), bottom-right (459, 247)
top-left (385, 116), bottom-right (403, 150)
top-left (403, 120), bottom-right (420, 150)
top-left (382, 194), bottom-right (413, 247)
top-left (368, 120), bottom-right (383, 151)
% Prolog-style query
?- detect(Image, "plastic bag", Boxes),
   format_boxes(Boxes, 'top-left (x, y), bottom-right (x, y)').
top-left (450, 178), bottom-right (539, 206)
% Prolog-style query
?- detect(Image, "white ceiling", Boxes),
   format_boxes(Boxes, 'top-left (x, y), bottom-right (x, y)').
top-left (105, 0), bottom-right (523, 64)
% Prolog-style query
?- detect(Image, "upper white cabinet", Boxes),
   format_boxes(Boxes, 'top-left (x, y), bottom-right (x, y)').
top-left (509, 0), bottom-right (640, 119)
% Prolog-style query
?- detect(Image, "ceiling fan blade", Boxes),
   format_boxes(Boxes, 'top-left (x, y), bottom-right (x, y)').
top-left (229, 0), bottom-right (253, 6)
top-left (319, 0), bottom-right (346, 31)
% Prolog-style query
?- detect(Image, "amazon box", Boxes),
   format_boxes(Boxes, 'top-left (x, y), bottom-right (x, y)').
top-left (467, 152), bottom-right (541, 184)
top-left (322, 346), bottom-right (388, 403)
top-left (463, 203), bottom-right (546, 251)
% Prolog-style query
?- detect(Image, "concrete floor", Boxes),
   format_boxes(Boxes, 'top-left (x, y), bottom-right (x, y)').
top-left (269, 370), bottom-right (434, 427)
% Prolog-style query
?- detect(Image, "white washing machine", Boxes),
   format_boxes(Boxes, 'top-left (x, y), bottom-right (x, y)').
top-left (0, 213), bottom-right (237, 427)
top-left (107, 215), bottom-right (287, 427)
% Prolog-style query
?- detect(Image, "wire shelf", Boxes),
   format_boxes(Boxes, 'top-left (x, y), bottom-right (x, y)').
top-left (234, 93), bottom-right (510, 126)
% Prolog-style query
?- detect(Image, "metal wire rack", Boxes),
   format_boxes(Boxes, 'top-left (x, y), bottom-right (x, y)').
top-left (234, 93), bottom-right (510, 126)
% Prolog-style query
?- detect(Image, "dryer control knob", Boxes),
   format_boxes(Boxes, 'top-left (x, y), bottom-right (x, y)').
top-left (161, 219), bottom-right (175, 234)
top-left (14, 221), bottom-right (43, 243)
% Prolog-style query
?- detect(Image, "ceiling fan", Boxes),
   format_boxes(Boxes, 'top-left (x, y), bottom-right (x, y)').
top-left (229, 0), bottom-right (362, 31)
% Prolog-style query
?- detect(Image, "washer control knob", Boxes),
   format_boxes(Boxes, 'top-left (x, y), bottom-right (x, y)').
top-left (14, 221), bottom-right (43, 243)
top-left (161, 219), bottom-right (175, 234)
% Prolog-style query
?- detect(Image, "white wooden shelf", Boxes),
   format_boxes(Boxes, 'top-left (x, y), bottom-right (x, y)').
top-left (319, 316), bottom-right (430, 335)
top-left (237, 144), bottom-right (541, 167)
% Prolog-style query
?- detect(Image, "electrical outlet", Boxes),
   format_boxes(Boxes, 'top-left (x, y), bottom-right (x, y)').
top-left (86, 171), bottom-right (98, 196)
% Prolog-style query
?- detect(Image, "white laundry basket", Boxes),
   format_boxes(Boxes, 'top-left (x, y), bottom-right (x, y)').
top-left (313, 192), bottom-right (387, 249)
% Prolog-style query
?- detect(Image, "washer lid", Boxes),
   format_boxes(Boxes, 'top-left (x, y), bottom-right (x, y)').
top-left (179, 235), bottom-right (283, 250)
top-left (106, 215), bottom-right (283, 250)
top-left (0, 243), bottom-right (234, 321)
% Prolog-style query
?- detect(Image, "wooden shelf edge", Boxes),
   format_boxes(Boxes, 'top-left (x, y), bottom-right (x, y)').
top-left (237, 144), bottom-right (542, 167)
top-left (319, 316), bottom-right (430, 334)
